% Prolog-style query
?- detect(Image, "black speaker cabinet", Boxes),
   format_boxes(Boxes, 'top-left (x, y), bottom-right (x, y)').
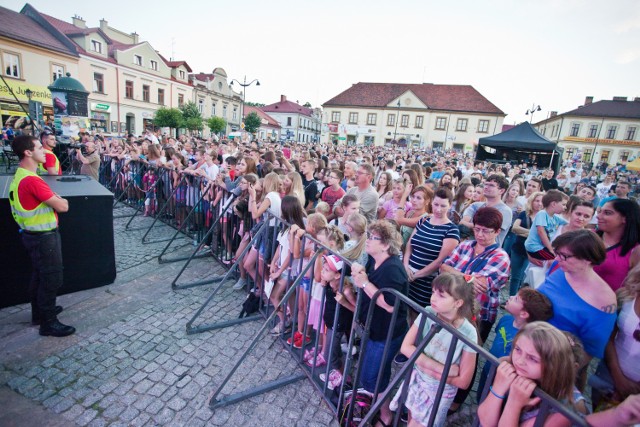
top-left (0, 174), bottom-right (116, 308)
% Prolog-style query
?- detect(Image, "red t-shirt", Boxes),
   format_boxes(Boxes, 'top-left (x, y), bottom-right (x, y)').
top-left (17, 175), bottom-right (58, 221)
top-left (321, 186), bottom-right (346, 209)
top-left (44, 151), bottom-right (62, 175)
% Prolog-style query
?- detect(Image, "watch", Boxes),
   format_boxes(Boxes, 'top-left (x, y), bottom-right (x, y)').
top-left (362, 281), bottom-right (369, 289)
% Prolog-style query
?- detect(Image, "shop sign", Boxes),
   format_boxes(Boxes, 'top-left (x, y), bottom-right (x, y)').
top-left (92, 113), bottom-right (107, 120)
top-left (0, 81), bottom-right (52, 104)
top-left (90, 102), bottom-right (111, 112)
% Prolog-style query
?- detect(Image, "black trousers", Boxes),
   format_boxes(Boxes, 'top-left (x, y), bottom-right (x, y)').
top-left (21, 230), bottom-right (63, 323)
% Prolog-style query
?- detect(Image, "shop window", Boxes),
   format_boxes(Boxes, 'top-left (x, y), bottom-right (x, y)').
top-left (600, 150), bottom-right (611, 164)
top-left (583, 149), bottom-right (593, 163)
top-left (620, 151), bottom-right (630, 162)
top-left (3, 52), bottom-right (21, 78)
top-left (93, 73), bottom-right (104, 93)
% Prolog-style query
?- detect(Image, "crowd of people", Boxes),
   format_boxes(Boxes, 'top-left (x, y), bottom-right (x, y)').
top-left (19, 127), bottom-right (640, 426)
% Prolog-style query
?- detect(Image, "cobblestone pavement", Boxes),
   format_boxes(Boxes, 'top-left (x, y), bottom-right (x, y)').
top-left (2, 205), bottom-right (577, 427)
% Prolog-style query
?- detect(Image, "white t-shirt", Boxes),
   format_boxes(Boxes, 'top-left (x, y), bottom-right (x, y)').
top-left (265, 191), bottom-right (281, 226)
top-left (615, 298), bottom-right (640, 381)
top-left (202, 163), bottom-right (219, 181)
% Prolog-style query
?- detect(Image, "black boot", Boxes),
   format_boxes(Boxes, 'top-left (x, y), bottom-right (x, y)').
top-left (39, 319), bottom-right (75, 337)
top-left (31, 305), bottom-right (63, 325)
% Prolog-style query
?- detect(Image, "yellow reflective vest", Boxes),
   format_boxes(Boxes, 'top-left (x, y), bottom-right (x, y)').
top-left (37, 148), bottom-right (61, 175)
top-left (9, 168), bottom-right (58, 232)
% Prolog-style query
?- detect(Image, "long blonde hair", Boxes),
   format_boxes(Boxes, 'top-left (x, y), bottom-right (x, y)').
top-left (286, 171), bottom-right (306, 207)
top-left (262, 172), bottom-right (281, 202)
top-left (341, 213), bottom-right (367, 262)
top-left (525, 191), bottom-right (545, 217)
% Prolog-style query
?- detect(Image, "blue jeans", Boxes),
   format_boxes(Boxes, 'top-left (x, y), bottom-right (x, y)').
top-left (509, 250), bottom-right (529, 296)
top-left (502, 231), bottom-right (516, 256)
top-left (358, 333), bottom-right (404, 393)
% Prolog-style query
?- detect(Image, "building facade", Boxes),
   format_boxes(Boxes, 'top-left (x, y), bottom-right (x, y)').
top-left (190, 68), bottom-right (242, 137)
top-left (534, 96), bottom-right (640, 166)
top-left (261, 95), bottom-right (321, 143)
top-left (0, 5), bottom-right (79, 129)
top-left (243, 105), bottom-right (281, 141)
top-left (322, 82), bottom-right (505, 149)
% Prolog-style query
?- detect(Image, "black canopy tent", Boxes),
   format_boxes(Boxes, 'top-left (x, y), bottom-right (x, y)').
top-left (475, 122), bottom-right (563, 172)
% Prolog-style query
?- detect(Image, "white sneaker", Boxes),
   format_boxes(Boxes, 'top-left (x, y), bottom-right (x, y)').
top-left (319, 369), bottom-right (343, 390)
top-left (341, 343), bottom-right (358, 356)
top-left (232, 278), bottom-right (247, 290)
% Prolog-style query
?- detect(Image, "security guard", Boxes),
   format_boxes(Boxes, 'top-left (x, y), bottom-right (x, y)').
top-left (9, 135), bottom-right (75, 337)
top-left (38, 130), bottom-right (62, 175)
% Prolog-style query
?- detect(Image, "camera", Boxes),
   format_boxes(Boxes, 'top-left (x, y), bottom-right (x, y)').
top-left (56, 137), bottom-right (87, 154)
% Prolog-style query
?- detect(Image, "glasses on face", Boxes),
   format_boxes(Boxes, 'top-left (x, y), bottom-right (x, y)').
top-left (366, 232), bottom-right (383, 241)
top-left (356, 171), bottom-right (369, 176)
top-left (555, 251), bottom-right (575, 261)
top-left (473, 227), bottom-right (496, 236)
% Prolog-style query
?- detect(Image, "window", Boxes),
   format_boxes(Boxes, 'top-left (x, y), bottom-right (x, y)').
top-left (179, 70), bottom-right (186, 79)
top-left (52, 64), bottom-right (64, 82)
top-left (626, 126), bottom-right (637, 141)
top-left (178, 93), bottom-right (184, 107)
top-left (3, 52), bottom-right (21, 78)
top-left (401, 115), bottom-right (409, 127)
top-left (620, 151), bottom-right (630, 162)
top-left (91, 40), bottom-right (102, 53)
top-left (125, 80), bottom-right (133, 99)
top-left (564, 147), bottom-right (575, 160)
top-left (415, 116), bottom-right (424, 129)
top-left (348, 112), bottom-right (358, 124)
top-left (478, 120), bottom-right (490, 133)
top-left (456, 118), bottom-right (468, 132)
top-left (150, 60), bottom-right (158, 71)
top-left (367, 113), bottom-right (377, 126)
top-left (570, 123), bottom-right (580, 137)
top-left (93, 73), bottom-right (104, 93)
top-left (287, 117), bottom-right (292, 126)
top-left (435, 117), bottom-right (447, 130)
top-left (583, 148), bottom-right (593, 163)
top-left (387, 114), bottom-right (395, 126)
top-left (197, 99), bottom-right (204, 114)
top-left (606, 125), bottom-right (617, 140)
top-left (222, 104), bottom-right (227, 118)
top-left (233, 106), bottom-right (237, 121)
top-left (331, 111), bottom-right (340, 122)
top-left (158, 88), bottom-right (165, 105)
top-left (212, 102), bottom-right (216, 115)
top-left (588, 124), bottom-right (599, 138)
top-left (142, 85), bottom-right (150, 102)
top-left (600, 150), bottom-right (611, 164)
top-left (134, 55), bottom-right (142, 66)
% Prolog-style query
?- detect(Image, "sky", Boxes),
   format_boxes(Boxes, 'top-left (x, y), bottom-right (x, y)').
top-left (5, 0), bottom-right (640, 124)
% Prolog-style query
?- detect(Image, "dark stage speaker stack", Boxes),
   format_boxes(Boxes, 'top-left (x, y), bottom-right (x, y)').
top-left (0, 175), bottom-right (116, 308)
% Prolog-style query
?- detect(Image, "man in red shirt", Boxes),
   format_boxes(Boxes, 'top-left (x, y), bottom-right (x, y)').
top-left (9, 135), bottom-right (75, 337)
top-left (39, 130), bottom-right (62, 175)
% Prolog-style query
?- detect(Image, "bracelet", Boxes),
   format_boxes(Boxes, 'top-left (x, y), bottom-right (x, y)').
top-left (489, 386), bottom-right (505, 400)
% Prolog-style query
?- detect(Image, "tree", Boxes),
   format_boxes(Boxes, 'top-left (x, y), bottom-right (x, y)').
top-left (245, 102), bottom-right (265, 107)
top-left (179, 101), bottom-right (203, 134)
top-left (303, 102), bottom-right (312, 108)
top-left (244, 111), bottom-right (262, 134)
top-left (153, 107), bottom-right (182, 136)
top-left (207, 116), bottom-right (226, 135)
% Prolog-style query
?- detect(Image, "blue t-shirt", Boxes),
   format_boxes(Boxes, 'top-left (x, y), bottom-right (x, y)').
top-left (477, 315), bottom-right (519, 402)
top-left (538, 269), bottom-right (616, 358)
top-left (524, 210), bottom-right (567, 253)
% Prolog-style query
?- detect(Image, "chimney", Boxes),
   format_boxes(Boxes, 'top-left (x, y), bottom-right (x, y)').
top-left (99, 18), bottom-right (108, 31)
top-left (280, 95), bottom-right (287, 103)
top-left (584, 96), bottom-right (593, 105)
top-left (131, 32), bottom-right (139, 44)
top-left (613, 96), bottom-right (627, 102)
top-left (550, 111), bottom-right (557, 117)
top-left (72, 15), bottom-right (86, 29)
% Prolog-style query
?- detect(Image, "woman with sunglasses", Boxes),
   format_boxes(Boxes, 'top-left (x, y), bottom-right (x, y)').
top-left (538, 229), bottom-right (616, 364)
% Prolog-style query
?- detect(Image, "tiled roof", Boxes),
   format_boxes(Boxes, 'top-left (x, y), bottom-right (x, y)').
top-left (323, 82), bottom-right (504, 115)
top-left (0, 6), bottom-right (77, 56)
top-left (243, 105), bottom-right (281, 128)
top-left (191, 73), bottom-right (215, 82)
top-left (262, 99), bottom-right (314, 117)
top-left (166, 61), bottom-right (192, 72)
top-left (561, 100), bottom-right (640, 120)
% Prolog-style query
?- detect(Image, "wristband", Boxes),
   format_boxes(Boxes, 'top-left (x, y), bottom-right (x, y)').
top-left (489, 386), bottom-right (505, 400)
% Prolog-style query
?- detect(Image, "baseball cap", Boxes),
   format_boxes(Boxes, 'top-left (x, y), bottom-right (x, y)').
top-left (323, 254), bottom-right (343, 272)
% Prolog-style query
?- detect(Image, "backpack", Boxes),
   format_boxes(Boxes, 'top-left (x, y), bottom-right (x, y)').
top-left (340, 388), bottom-right (374, 427)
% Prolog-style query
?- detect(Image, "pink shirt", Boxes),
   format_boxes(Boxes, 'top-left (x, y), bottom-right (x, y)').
top-left (594, 243), bottom-right (638, 291)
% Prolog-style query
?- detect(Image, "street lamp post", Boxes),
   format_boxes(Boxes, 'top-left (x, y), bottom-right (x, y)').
top-left (525, 103), bottom-right (542, 123)
top-left (393, 100), bottom-right (401, 143)
top-left (229, 76), bottom-right (260, 135)
top-left (25, 88), bottom-right (34, 135)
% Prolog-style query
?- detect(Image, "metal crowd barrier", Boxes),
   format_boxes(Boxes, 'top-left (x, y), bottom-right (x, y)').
top-left (183, 212), bottom-right (589, 427)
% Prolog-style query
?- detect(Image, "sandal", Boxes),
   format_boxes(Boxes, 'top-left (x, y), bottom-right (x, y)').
top-left (305, 352), bottom-right (326, 368)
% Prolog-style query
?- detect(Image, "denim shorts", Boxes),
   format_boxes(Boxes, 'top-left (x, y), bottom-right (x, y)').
top-left (299, 276), bottom-right (311, 292)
